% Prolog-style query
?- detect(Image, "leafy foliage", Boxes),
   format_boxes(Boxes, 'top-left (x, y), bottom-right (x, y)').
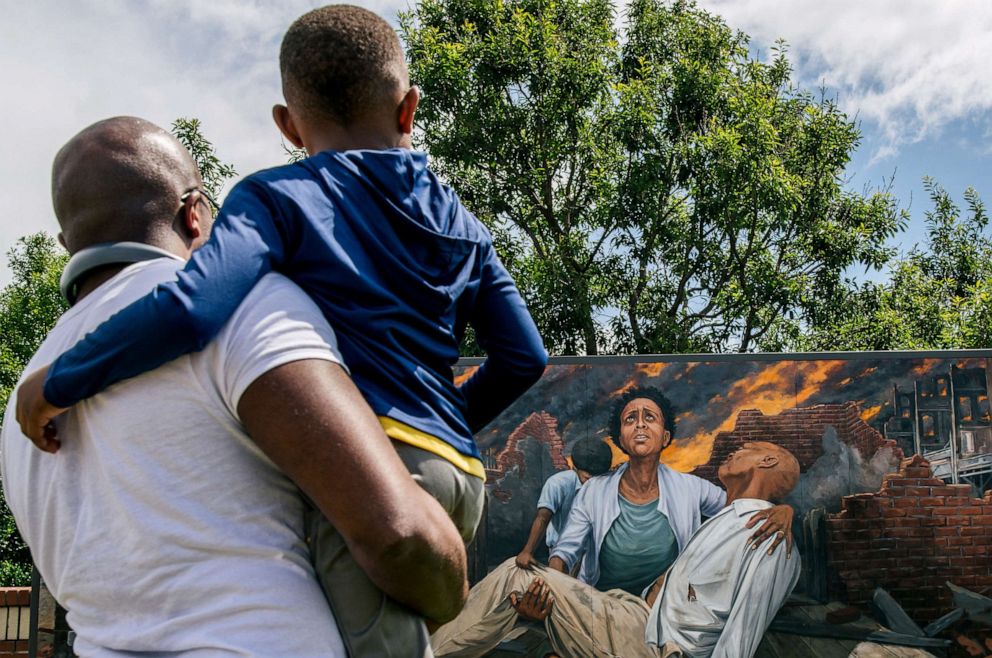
top-left (0, 234), bottom-right (68, 419)
top-left (401, 0), bottom-right (903, 355)
top-left (0, 234), bottom-right (68, 585)
top-left (283, 140), bottom-right (309, 164)
top-left (786, 181), bottom-right (992, 351)
top-left (171, 117), bottom-right (237, 198)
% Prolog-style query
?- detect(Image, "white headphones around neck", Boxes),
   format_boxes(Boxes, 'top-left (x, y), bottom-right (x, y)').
top-left (60, 242), bottom-right (182, 304)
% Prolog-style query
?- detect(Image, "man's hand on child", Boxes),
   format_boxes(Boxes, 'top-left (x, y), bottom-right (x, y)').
top-left (15, 366), bottom-right (66, 453)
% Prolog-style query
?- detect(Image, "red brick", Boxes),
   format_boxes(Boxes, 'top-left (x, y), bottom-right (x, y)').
top-left (889, 518), bottom-right (922, 528)
top-left (933, 485), bottom-right (973, 497)
top-left (956, 506), bottom-right (983, 515)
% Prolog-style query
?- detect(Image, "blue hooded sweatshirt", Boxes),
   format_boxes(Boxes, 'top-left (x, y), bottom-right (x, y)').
top-left (44, 150), bottom-right (547, 472)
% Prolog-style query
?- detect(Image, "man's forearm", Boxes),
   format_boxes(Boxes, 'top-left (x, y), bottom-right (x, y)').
top-left (359, 490), bottom-right (469, 623)
top-left (239, 359), bottom-right (468, 622)
top-left (548, 556), bottom-right (568, 573)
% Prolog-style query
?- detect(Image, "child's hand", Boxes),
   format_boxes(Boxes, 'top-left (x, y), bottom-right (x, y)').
top-left (515, 550), bottom-right (536, 569)
top-left (15, 366), bottom-right (67, 453)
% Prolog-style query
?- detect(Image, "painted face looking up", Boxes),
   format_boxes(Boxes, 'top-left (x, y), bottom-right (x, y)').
top-left (618, 397), bottom-right (671, 456)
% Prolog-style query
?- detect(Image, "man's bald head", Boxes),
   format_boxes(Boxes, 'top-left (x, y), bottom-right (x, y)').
top-left (718, 441), bottom-right (800, 502)
top-left (52, 116), bottom-right (202, 254)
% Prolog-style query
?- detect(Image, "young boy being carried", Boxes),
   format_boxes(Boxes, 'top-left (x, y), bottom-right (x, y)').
top-left (17, 5), bottom-right (547, 657)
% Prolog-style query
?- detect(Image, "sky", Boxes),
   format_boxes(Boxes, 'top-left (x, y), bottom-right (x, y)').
top-left (2, 0), bottom-right (990, 286)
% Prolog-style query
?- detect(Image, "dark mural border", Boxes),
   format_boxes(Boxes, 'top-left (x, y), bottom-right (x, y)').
top-left (459, 348), bottom-right (992, 367)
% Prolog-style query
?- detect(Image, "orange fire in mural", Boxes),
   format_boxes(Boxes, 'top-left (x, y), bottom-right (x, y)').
top-left (659, 359), bottom-right (847, 472)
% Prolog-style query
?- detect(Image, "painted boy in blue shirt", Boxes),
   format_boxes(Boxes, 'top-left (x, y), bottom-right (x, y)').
top-left (515, 436), bottom-right (614, 570)
top-left (18, 5), bottom-right (547, 657)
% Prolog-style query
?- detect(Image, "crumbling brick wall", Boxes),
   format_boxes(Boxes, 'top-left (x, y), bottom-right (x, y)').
top-left (485, 411), bottom-right (566, 481)
top-left (694, 402), bottom-right (900, 483)
top-left (486, 412), bottom-right (567, 500)
top-left (827, 455), bottom-right (992, 624)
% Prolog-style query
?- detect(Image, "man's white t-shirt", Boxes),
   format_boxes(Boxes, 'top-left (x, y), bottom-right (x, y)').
top-left (1, 258), bottom-right (347, 657)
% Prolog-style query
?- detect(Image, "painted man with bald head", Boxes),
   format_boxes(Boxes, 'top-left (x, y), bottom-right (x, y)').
top-left (643, 441), bottom-right (801, 657)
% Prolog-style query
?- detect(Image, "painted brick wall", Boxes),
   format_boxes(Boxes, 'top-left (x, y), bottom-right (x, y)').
top-left (487, 412), bottom-right (567, 502)
top-left (693, 402), bottom-right (900, 483)
top-left (486, 411), bottom-right (566, 482)
top-left (826, 455), bottom-right (992, 624)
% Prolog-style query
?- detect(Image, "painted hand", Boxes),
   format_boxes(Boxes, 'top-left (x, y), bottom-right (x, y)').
top-left (509, 578), bottom-right (554, 622)
top-left (745, 504), bottom-right (794, 557)
top-left (515, 550), bottom-right (536, 569)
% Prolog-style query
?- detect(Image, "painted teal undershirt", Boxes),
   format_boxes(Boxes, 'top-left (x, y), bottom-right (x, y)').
top-left (595, 495), bottom-right (679, 595)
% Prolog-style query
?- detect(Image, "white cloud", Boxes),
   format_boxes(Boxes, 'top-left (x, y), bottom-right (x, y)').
top-left (3, 0), bottom-right (989, 286)
top-left (697, 0), bottom-right (992, 160)
top-left (0, 0), bottom-right (406, 284)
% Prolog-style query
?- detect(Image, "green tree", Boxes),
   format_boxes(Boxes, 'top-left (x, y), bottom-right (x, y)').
top-left (0, 235), bottom-right (68, 421)
top-left (171, 117), bottom-right (237, 198)
top-left (401, 0), bottom-right (902, 355)
top-left (0, 234), bottom-right (68, 586)
top-left (787, 180), bottom-right (992, 351)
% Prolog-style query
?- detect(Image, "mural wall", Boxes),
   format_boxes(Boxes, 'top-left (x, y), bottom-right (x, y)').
top-left (456, 352), bottom-right (992, 654)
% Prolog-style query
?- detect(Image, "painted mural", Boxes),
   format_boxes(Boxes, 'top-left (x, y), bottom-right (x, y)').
top-left (453, 352), bottom-right (992, 657)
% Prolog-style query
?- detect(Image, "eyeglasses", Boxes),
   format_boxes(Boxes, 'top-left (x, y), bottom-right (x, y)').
top-left (180, 187), bottom-right (221, 217)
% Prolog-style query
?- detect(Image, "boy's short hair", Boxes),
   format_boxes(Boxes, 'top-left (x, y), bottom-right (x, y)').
top-left (280, 4), bottom-right (407, 126)
top-left (570, 437), bottom-right (613, 476)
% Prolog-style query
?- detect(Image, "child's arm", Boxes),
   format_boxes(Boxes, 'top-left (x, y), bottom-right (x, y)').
top-left (515, 508), bottom-right (553, 569)
top-left (459, 242), bottom-right (547, 432)
top-left (24, 180), bottom-right (287, 435)
top-left (547, 486), bottom-right (593, 574)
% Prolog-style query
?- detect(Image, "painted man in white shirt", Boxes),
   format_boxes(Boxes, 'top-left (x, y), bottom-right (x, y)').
top-left (645, 441), bottom-right (802, 657)
top-left (431, 441), bottom-right (800, 658)
top-left (1, 117), bottom-right (467, 656)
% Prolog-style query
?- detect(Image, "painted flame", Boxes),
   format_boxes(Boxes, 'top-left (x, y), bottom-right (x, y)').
top-left (860, 404), bottom-right (882, 423)
top-left (637, 362), bottom-right (667, 378)
top-left (660, 359), bottom-right (846, 472)
top-left (608, 361), bottom-right (672, 399)
top-left (453, 366), bottom-right (479, 387)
